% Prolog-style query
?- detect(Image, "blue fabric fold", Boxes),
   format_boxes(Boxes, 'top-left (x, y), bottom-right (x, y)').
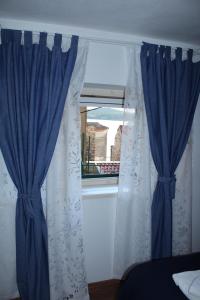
top-left (158, 175), bottom-right (176, 199)
top-left (0, 29), bottom-right (78, 299)
top-left (140, 42), bottom-right (200, 259)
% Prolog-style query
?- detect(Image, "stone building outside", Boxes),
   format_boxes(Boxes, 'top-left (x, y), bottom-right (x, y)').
top-left (111, 125), bottom-right (122, 161)
top-left (86, 122), bottom-right (108, 161)
top-left (81, 106), bottom-right (122, 175)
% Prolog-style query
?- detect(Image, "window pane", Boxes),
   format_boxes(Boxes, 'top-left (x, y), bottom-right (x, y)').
top-left (81, 106), bottom-right (124, 177)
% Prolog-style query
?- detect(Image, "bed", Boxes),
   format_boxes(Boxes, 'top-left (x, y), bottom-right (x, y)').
top-left (118, 252), bottom-right (200, 300)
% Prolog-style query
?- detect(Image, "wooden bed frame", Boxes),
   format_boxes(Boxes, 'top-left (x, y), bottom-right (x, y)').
top-left (118, 252), bottom-right (200, 300)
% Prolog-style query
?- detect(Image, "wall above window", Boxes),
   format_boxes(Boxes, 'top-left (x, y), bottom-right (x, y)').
top-left (84, 42), bottom-right (127, 86)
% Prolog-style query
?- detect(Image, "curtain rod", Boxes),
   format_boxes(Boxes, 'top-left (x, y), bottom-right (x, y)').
top-left (77, 37), bottom-right (200, 54)
top-left (0, 23), bottom-right (200, 53)
top-left (0, 24), bottom-right (141, 47)
top-left (34, 31), bottom-right (141, 47)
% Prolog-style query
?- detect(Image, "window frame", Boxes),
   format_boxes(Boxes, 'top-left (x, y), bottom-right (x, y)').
top-left (80, 83), bottom-right (125, 180)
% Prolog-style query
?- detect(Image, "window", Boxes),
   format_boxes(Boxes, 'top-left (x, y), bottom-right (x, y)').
top-left (80, 83), bottom-right (124, 178)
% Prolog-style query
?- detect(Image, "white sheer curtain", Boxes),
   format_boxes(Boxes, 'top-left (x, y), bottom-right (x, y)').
top-left (45, 39), bottom-right (89, 300)
top-left (113, 45), bottom-right (192, 279)
top-left (0, 156), bottom-right (18, 299)
top-left (0, 39), bottom-right (89, 300)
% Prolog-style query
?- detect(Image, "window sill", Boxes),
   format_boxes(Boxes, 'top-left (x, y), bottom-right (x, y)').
top-left (82, 176), bottom-right (118, 187)
top-left (81, 176), bottom-right (118, 198)
top-left (82, 184), bottom-right (118, 199)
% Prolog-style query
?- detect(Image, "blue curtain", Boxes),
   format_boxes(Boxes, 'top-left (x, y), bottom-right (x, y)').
top-left (0, 29), bottom-right (78, 299)
top-left (140, 43), bottom-right (200, 259)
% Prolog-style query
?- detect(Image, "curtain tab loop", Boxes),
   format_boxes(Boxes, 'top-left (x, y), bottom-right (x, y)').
top-left (39, 32), bottom-right (47, 46)
top-left (187, 49), bottom-right (193, 61)
top-left (159, 45), bottom-right (165, 57)
top-left (24, 31), bottom-right (32, 47)
top-left (158, 175), bottom-right (176, 199)
top-left (54, 33), bottom-right (62, 48)
top-left (165, 46), bottom-right (171, 59)
top-left (1, 29), bottom-right (21, 44)
top-left (176, 47), bottom-right (182, 60)
top-left (71, 35), bottom-right (79, 50)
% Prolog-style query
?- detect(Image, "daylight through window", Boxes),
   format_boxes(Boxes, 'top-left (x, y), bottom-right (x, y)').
top-left (80, 84), bottom-right (124, 178)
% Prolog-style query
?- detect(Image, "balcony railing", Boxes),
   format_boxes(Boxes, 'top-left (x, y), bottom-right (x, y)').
top-left (82, 161), bottom-right (120, 178)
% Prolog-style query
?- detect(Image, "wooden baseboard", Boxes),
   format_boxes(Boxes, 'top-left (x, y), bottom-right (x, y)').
top-left (88, 279), bottom-right (121, 300)
top-left (12, 279), bottom-right (121, 300)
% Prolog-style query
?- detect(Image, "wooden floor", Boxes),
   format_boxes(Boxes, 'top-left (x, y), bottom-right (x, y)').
top-left (89, 279), bottom-right (121, 300)
top-left (12, 279), bottom-right (121, 300)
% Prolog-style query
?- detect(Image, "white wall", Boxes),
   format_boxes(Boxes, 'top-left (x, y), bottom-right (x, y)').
top-left (85, 41), bottom-right (127, 85)
top-left (82, 194), bottom-right (117, 282)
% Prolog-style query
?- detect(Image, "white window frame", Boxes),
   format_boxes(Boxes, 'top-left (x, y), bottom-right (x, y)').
top-left (80, 83), bottom-right (125, 187)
